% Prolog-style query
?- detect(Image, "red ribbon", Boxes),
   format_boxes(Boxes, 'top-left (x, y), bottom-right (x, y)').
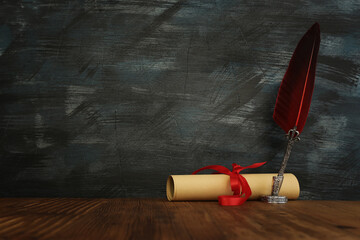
top-left (192, 162), bottom-right (266, 206)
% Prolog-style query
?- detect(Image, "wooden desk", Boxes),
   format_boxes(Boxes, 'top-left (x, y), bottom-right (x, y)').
top-left (0, 198), bottom-right (359, 239)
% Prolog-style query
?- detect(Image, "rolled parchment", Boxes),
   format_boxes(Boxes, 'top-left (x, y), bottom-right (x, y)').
top-left (167, 173), bottom-right (300, 201)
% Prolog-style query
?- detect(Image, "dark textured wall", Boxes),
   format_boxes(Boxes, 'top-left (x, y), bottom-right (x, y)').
top-left (0, 0), bottom-right (359, 200)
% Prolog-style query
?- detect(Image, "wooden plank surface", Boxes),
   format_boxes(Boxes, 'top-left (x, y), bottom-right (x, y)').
top-left (0, 199), bottom-right (359, 239)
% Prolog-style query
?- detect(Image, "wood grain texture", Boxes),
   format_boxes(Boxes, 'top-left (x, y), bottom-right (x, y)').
top-left (0, 1), bottom-right (359, 199)
top-left (0, 198), bottom-right (359, 240)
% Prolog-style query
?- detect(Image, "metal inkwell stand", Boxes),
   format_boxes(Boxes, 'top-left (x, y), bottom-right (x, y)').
top-left (261, 22), bottom-right (321, 204)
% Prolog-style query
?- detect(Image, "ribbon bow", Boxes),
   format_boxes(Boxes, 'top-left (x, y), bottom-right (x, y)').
top-left (192, 162), bottom-right (266, 206)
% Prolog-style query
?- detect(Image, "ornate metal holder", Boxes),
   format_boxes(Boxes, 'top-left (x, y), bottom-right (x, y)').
top-left (262, 127), bottom-right (300, 203)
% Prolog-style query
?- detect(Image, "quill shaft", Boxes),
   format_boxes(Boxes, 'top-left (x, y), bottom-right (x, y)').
top-left (295, 41), bottom-right (316, 127)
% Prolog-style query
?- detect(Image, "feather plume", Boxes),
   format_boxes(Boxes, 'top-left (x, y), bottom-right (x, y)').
top-left (273, 23), bottom-right (321, 134)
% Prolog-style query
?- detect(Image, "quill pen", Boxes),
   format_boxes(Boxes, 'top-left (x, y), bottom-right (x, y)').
top-left (265, 23), bottom-right (320, 202)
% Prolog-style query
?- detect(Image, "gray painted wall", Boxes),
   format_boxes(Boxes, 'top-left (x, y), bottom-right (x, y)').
top-left (0, 0), bottom-right (359, 199)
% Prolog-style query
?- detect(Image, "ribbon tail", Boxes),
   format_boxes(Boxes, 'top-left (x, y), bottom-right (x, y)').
top-left (218, 194), bottom-right (248, 206)
top-left (240, 161), bottom-right (267, 170)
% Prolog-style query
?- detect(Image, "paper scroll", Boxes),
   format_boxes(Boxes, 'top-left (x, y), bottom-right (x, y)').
top-left (167, 173), bottom-right (300, 201)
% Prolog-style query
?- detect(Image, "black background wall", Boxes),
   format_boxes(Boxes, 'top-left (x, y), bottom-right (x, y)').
top-left (0, 0), bottom-right (359, 200)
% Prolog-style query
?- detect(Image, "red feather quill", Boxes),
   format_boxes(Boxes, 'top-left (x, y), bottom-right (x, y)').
top-left (263, 23), bottom-right (321, 202)
top-left (273, 23), bottom-right (321, 134)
